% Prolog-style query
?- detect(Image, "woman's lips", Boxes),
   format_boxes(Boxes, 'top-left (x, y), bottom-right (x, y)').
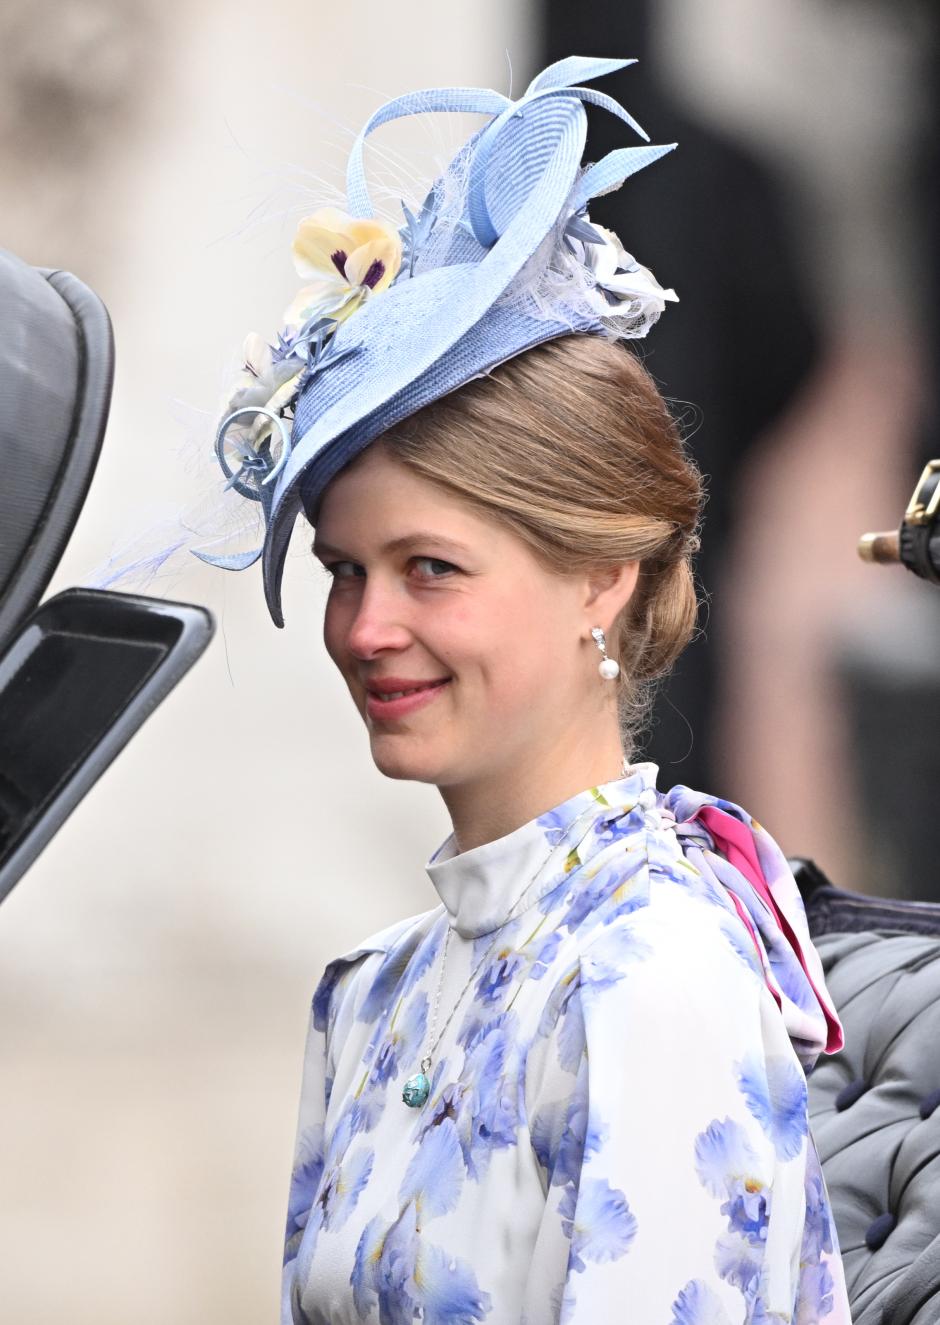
top-left (365, 677), bottom-right (451, 721)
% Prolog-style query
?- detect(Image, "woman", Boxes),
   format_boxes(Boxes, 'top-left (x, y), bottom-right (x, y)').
top-left (200, 56), bottom-right (851, 1324)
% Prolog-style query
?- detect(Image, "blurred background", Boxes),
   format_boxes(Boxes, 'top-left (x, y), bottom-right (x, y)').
top-left (1, 0), bottom-right (937, 1320)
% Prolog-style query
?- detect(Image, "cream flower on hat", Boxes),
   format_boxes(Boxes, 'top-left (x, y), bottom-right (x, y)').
top-left (220, 332), bottom-right (304, 454)
top-left (224, 333), bottom-right (303, 417)
top-left (283, 207), bottom-right (403, 332)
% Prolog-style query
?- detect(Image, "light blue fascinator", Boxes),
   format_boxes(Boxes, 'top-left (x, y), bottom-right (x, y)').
top-left (197, 55), bottom-right (678, 627)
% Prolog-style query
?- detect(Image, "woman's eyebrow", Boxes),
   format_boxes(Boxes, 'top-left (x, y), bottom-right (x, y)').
top-left (311, 532), bottom-right (472, 559)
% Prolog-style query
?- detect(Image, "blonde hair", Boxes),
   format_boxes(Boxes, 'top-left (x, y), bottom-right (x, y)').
top-left (326, 334), bottom-right (704, 752)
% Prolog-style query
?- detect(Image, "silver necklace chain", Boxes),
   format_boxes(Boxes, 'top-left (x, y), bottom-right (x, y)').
top-left (416, 756), bottom-right (630, 1079)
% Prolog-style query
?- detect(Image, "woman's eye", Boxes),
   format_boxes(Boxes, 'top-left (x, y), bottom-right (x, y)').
top-left (322, 560), bottom-right (361, 579)
top-left (413, 556), bottom-right (457, 579)
top-left (321, 557), bottom-right (456, 581)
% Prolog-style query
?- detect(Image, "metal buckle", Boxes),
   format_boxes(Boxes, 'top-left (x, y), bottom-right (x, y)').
top-left (904, 460), bottom-right (940, 527)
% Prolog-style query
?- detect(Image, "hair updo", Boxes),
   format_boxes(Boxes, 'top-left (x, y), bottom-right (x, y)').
top-left (337, 333), bottom-right (704, 753)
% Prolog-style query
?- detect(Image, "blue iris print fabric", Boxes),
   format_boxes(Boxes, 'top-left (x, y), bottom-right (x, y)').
top-left (281, 763), bottom-right (850, 1323)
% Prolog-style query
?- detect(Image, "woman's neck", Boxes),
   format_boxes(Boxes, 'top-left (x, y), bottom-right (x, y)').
top-left (437, 735), bottom-right (628, 854)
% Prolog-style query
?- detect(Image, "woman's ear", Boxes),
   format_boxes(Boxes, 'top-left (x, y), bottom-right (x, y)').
top-left (581, 562), bottom-right (640, 644)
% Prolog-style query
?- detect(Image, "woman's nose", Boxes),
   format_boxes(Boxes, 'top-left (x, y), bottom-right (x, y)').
top-left (343, 576), bottom-right (412, 658)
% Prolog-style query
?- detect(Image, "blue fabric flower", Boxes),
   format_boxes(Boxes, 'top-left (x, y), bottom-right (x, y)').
top-left (802, 1147), bottom-right (835, 1265)
top-left (399, 1118), bottom-right (465, 1220)
top-left (351, 1202), bottom-right (492, 1325)
top-left (694, 1118), bottom-right (762, 1201)
top-left (314, 1144), bottom-right (375, 1233)
top-left (798, 1262), bottom-right (835, 1324)
top-left (669, 1279), bottom-right (734, 1325)
top-left (456, 1013), bottom-right (521, 1175)
top-left (722, 1176), bottom-right (770, 1243)
top-left (357, 923), bottom-right (443, 1024)
top-left (554, 981), bottom-right (587, 1075)
top-left (557, 858), bottom-right (645, 932)
top-left (365, 991), bottom-right (429, 1087)
top-left (474, 943), bottom-right (527, 1005)
top-left (284, 1124), bottom-right (325, 1256)
top-left (559, 1177), bottom-right (638, 1274)
top-left (714, 1229), bottom-right (765, 1295)
top-left (531, 1056), bottom-right (606, 1190)
top-left (554, 1061), bottom-right (606, 1188)
top-left (735, 1051), bottom-right (808, 1161)
top-left (694, 1116), bottom-right (776, 1313)
top-left (312, 961), bottom-right (350, 1033)
top-left (526, 927), bottom-right (564, 978)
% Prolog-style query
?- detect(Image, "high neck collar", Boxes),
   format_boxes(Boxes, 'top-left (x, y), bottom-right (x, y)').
top-left (424, 763), bottom-right (660, 938)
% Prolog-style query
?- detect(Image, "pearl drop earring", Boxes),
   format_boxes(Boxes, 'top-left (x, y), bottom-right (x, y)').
top-left (591, 626), bottom-right (620, 680)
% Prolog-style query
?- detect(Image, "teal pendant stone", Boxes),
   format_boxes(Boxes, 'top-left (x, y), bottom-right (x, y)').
top-left (402, 1072), bottom-right (430, 1108)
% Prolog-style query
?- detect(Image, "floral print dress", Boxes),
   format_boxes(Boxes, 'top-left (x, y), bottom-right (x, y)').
top-left (282, 763), bottom-right (852, 1324)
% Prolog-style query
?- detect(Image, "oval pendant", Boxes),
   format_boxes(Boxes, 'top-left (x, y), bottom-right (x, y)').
top-left (402, 1071), bottom-right (430, 1108)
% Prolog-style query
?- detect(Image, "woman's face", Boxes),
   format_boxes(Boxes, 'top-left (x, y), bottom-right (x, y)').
top-left (312, 443), bottom-right (619, 788)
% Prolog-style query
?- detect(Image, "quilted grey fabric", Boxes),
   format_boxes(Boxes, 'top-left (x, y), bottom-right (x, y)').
top-left (805, 887), bottom-right (940, 1325)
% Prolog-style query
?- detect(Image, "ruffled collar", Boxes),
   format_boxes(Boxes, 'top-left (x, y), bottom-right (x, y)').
top-left (424, 762), bottom-right (660, 939)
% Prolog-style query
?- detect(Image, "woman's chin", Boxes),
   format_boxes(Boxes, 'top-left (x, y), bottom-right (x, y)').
top-left (368, 736), bottom-right (450, 784)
